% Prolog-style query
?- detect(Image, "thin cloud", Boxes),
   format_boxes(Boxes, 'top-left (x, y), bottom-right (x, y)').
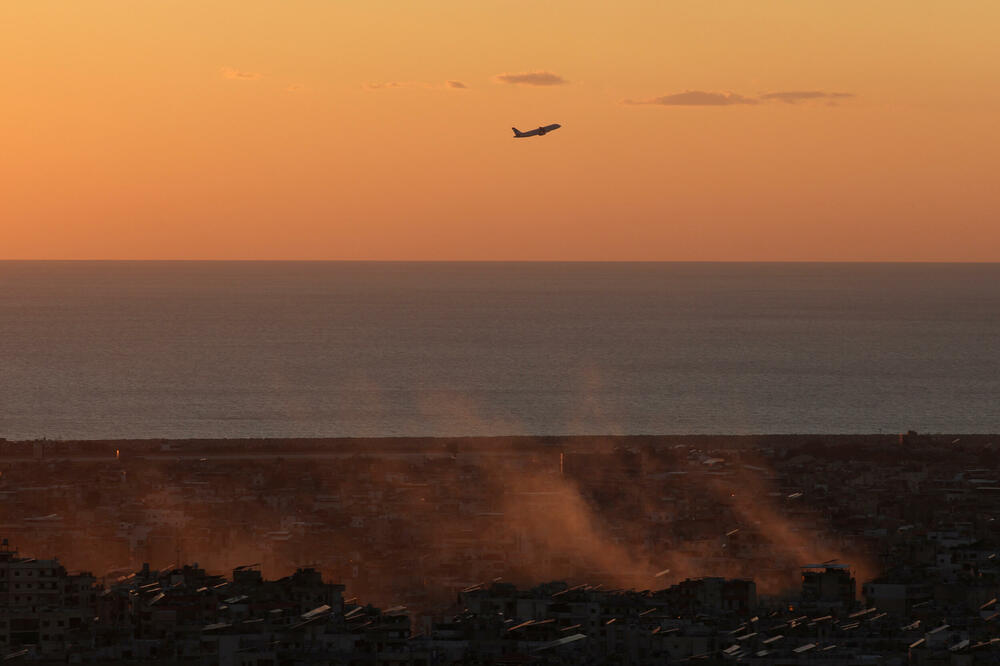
top-left (494, 71), bottom-right (568, 86)
top-left (622, 91), bottom-right (757, 106)
top-left (364, 81), bottom-right (406, 90)
top-left (760, 90), bottom-right (855, 104)
top-left (364, 80), bottom-right (467, 91)
top-left (220, 67), bottom-right (261, 81)
top-left (622, 89), bottom-right (857, 107)
top-left (286, 84), bottom-right (304, 92)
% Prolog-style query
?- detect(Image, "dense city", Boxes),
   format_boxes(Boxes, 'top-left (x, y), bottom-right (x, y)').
top-left (2, 433), bottom-right (1000, 664)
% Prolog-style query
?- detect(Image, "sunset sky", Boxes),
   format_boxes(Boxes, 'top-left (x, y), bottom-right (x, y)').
top-left (2, 1), bottom-right (998, 260)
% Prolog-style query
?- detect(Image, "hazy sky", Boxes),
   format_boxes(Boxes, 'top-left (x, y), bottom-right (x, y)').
top-left (2, 1), bottom-right (998, 260)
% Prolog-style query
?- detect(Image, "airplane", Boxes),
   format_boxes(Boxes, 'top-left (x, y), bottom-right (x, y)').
top-left (512, 123), bottom-right (561, 138)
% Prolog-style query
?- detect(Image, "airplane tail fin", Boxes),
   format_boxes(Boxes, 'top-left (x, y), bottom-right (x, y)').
top-left (512, 127), bottom-right (524, 137)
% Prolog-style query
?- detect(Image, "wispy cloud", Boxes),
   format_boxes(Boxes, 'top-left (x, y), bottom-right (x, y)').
top-left (285, 84), bottom-right (304, 92)
top-left (365, 81), bottom-right (412, 90)
top-left (365, 80), bottom-right (468, 91)
top-left (622, 91), bottom-right (757, 106)
top-left (220, 67), bottom-right (261, 81)
top-left (759, 90), bottom-right (855, 104)
top-left (622, 89), bottom-right (857, 107)
top-left (494, 71), bottom-right (568, 86)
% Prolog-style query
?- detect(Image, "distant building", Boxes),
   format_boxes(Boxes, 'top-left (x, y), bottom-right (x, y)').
top-left (658, 577), bottom-right (757, 616)
top-left (862, 577), bottom-right (933, 616)
top-left (799, 564), bottom-right (856, 611)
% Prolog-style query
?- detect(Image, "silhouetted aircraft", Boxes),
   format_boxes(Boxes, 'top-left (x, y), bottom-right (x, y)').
top-left (512, 124), bottom-right (561, 138)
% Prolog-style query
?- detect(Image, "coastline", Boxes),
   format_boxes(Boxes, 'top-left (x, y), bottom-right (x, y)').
top-left (3, 432), bottom-right (997, 461)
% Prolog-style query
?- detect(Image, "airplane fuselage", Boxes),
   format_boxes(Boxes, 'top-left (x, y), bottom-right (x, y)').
top-left (512, 123), bottom-right (561, 138)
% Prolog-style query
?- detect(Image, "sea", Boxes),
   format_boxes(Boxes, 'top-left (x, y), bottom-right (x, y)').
top-left (1, 261), bottom-right (998, 440)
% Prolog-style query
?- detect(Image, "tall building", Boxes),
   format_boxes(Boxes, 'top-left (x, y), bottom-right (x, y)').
top-left (0, 539), bottom-right (99, 656)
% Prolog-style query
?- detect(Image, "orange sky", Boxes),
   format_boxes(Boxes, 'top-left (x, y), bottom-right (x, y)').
top-left (2, 1), bottom-right (998, 260)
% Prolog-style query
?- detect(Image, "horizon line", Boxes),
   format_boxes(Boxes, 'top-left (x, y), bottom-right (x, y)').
top-left (2, 259), bottom-right (1000, 265)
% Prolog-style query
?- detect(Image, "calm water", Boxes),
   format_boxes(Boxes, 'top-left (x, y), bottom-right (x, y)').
top-left (1, 262), bottom-right (998, 440)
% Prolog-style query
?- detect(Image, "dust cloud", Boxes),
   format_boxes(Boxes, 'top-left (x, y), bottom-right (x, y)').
top-left (1, 437), bottom-right (874, 610)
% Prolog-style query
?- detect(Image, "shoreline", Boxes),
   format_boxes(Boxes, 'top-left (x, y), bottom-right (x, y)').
top-left (2, 432), bottom-right (997, 461)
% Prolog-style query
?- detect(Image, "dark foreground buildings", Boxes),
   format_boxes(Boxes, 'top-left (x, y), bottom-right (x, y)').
top-left (3, 543), bottom-right (1000, 665)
